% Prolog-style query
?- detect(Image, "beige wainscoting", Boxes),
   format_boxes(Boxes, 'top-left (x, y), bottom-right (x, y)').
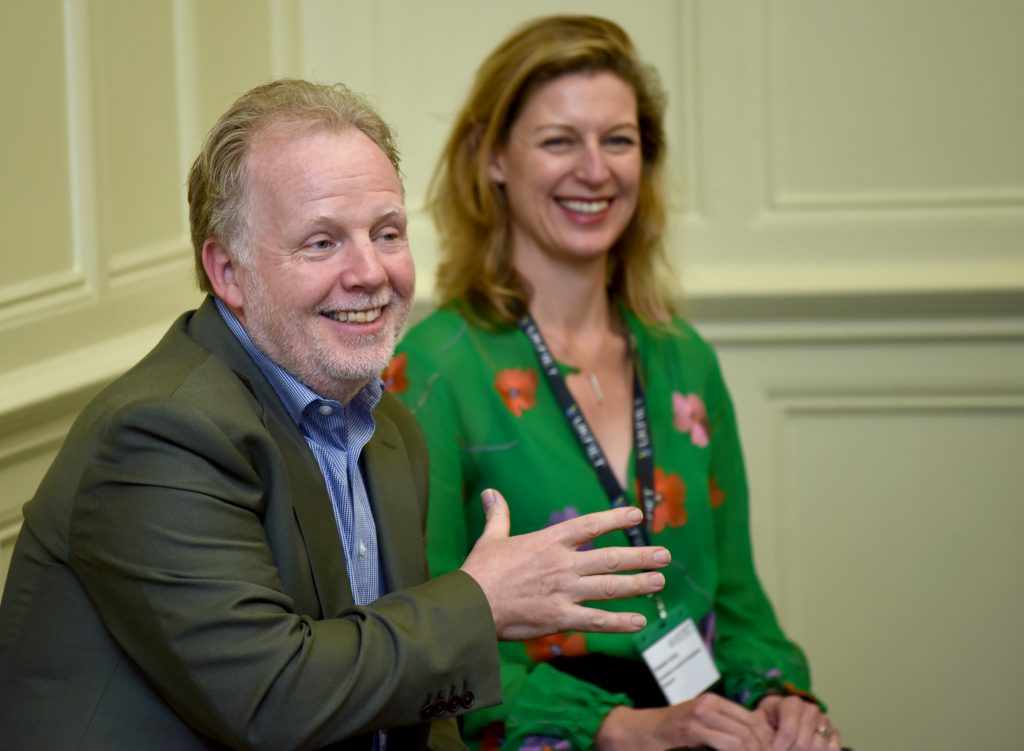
top-left (0, 0), bottom-right (298, 581)
top-left (2, 2), bottom-right (1023, 750)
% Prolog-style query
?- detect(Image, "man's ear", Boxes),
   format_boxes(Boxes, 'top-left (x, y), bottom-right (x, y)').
top-left (202, 239), bottom-right (244, 312)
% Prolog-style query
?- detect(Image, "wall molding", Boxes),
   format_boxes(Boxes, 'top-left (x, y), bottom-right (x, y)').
top-left (673, 0), bottom-right (703, 220)
top-left (757, 0), bottom-right (1024, 215)
top-left (688, 288), bottom-right (1024, 331)
top-left (759, 378), bottom-right (1024, 623)
top-left (0, 319), bottom-right (169, 419)
top-left (108, 237), bottom-right (193, 288)
top-left (0, 270), bottom-right (91, 323)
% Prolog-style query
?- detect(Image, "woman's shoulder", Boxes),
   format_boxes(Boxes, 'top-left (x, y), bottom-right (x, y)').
top-left (627, 310), bottom-right (717, 361)
top-left (400, 304), bottom-right (470, 347)
top-left (397, 302), bottom-right (515, 368)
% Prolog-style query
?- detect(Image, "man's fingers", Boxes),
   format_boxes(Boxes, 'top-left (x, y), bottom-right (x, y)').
top-left (576, 545), bottom-right (671, 575)
top-left (573, 571), bottom-right (666, 603)
top-left (477, 488), bottom-right (510, 541)
top-left (560, 605), bottom-right (650, 634)
top-left (553, 505), bottom-right (646, 546)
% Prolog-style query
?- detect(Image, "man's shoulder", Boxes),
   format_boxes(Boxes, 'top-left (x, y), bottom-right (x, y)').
top-left (83, 304), bottom-right (263, 431)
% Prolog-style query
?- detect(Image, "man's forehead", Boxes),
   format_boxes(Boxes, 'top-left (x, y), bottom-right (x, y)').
top-left (246, 123), bottom-right (403, 194)
top-left (250, 121), bottom-right (397, 172)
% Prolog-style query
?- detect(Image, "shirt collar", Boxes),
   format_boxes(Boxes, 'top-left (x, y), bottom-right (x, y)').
top-left (213, 297), bottom-right (383, 426)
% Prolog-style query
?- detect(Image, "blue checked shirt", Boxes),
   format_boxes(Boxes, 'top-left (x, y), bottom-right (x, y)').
top-left (215, 299), bottom-right (385, 603)
top-left (216, 300), bottom-right (388, 749)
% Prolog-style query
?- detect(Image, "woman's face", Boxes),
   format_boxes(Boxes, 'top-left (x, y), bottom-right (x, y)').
top-left (490, 71), bottom-right (642, 270)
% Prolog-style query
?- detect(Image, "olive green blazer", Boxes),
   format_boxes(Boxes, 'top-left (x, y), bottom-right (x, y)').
top-left (0, 297), bottom-right (500, 750)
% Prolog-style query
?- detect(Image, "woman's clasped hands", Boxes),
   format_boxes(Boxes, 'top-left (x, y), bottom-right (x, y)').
top-left (595, 693), bottom-right (841, 751)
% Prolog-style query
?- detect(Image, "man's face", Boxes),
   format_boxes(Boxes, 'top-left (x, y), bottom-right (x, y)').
top-left (231, 125), bottom-right (414, 403)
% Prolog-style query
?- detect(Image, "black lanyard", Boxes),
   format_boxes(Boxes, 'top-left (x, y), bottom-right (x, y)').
top-left (518, 315), bottom-right (657, 547)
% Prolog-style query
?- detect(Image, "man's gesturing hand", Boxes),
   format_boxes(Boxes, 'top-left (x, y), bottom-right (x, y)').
top-left (459, 488), bottom-right (670, 641)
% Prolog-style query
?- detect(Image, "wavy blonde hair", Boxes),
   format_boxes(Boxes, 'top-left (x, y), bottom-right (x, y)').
top-left (429, 15), bottom-right (676, 327)
top-left (188, 79), bottom-right (401, 293)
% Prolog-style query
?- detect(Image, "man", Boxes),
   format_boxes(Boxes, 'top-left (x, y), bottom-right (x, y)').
top-left (0, 80), bottom-right (668, 750)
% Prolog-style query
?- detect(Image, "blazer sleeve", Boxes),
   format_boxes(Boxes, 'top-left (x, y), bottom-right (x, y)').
top-left (68, 390), bottom-right (499, 750)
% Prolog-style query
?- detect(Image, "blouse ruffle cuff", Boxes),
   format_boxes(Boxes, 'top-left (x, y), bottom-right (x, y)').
top-left (726, 672), bottom-right (827, 713)
top-left (501, 663), bottom-right (633, 751)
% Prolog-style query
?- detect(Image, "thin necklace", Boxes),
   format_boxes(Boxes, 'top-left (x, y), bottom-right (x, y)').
top-left (536, 325), bottom-right (620, 407)
top-left (531, 310), bottom-right (627, 407)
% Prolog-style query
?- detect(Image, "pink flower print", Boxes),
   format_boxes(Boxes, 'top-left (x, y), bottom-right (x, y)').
top-left (673, 392), bottom-right (710, 447)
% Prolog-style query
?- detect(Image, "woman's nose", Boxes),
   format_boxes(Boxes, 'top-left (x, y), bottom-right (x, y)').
top-left (575, 143), bottom-right (611, 184)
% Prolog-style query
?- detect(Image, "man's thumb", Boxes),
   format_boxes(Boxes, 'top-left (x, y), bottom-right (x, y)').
top-left (479, 488), bottom-right (511, 540)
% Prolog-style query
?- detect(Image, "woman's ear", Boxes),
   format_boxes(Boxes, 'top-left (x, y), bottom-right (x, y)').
top-left (202, 239), bottom-right (244, 312)
top-left (488, 148), bottom-right (507, 185)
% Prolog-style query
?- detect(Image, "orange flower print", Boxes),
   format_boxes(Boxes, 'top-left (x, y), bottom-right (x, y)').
top-left (525, 632), bottom-right (587, 663)
top-left (382, 352), bottom-right (408, 394)
top-left (709, 475), bottom-right (725, 509)
top-left (495, 368), bottom-right (538, 417)
top-left (783, 681), bottom-right (819, 704)
top-left (673, 392), bottom-right (710, 447)
top-left (650, 467), bottom-right (687, 533)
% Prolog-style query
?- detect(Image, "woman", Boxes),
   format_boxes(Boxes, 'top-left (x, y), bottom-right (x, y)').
top-left (388, 15), bottom-right (843, 751)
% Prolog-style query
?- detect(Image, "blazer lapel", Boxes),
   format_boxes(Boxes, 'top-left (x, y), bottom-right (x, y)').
top-left (186, 298), bottom-right (354, 619)
top-left (364, 412), bottom-right (427, 592)
top-left (265, 415), bottom-right (355, 619)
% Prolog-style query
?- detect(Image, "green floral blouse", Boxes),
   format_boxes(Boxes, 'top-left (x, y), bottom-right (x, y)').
top-left (388, 304), bottom-right (814, 751)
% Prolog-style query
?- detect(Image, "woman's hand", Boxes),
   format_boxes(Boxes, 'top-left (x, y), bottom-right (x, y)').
top-left (755, 695), bottom-right (842, 750)
top-left (595, 694), bottom-right (774, 751)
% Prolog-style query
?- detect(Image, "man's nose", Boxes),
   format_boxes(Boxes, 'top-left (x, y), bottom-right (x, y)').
top-left (338, 237), bottom-right (388, 290)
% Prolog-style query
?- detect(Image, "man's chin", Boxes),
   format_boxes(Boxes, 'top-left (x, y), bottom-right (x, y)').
top-left (323, 346), bottom-right (395, 384)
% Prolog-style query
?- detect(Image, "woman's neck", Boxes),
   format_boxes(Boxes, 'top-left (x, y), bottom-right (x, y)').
top-left (519, 263), bottom-right (627, 369)
top-left (517, 252), bottom-right (614, 343)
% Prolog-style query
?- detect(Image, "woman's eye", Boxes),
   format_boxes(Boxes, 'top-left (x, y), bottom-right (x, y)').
top-left (541, 136), bottom-right (573, 149)
top-left (607, 135), bottom-right (637, 148)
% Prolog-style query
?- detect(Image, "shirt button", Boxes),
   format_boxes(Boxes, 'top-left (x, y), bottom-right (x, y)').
top-left (318, 404), bottom-right (333, 416)
top-left (358, 541), bottom-right (367, 558)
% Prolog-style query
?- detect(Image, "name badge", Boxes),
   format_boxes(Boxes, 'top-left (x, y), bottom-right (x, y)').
top-left (633, 605), bottom-right (720, 704)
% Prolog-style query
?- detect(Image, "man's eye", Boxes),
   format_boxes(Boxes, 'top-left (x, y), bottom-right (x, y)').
top-left (309, 239), bottom-right (333, 250)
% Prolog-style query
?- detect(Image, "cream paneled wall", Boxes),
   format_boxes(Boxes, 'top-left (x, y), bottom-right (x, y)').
top-left (0, 0), bottom-right (299, 593)
top-left (2, 2), bottom-right (1023, 750)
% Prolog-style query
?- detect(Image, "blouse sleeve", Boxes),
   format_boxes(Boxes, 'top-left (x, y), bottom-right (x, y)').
top-left (703, 349), bottom-right (820, 708)
top-left (390, 326), bottom-right (633, 750)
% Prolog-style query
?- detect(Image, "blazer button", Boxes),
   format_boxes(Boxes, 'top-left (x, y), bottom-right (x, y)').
top-left (446, 694), bottom-right (461, 713)
top-left (432, 698), bottom-right (448, 716)
top-left (419, 703), bottom-right (434, 720)
top-left (460, 690), bottom-right (475, 709)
